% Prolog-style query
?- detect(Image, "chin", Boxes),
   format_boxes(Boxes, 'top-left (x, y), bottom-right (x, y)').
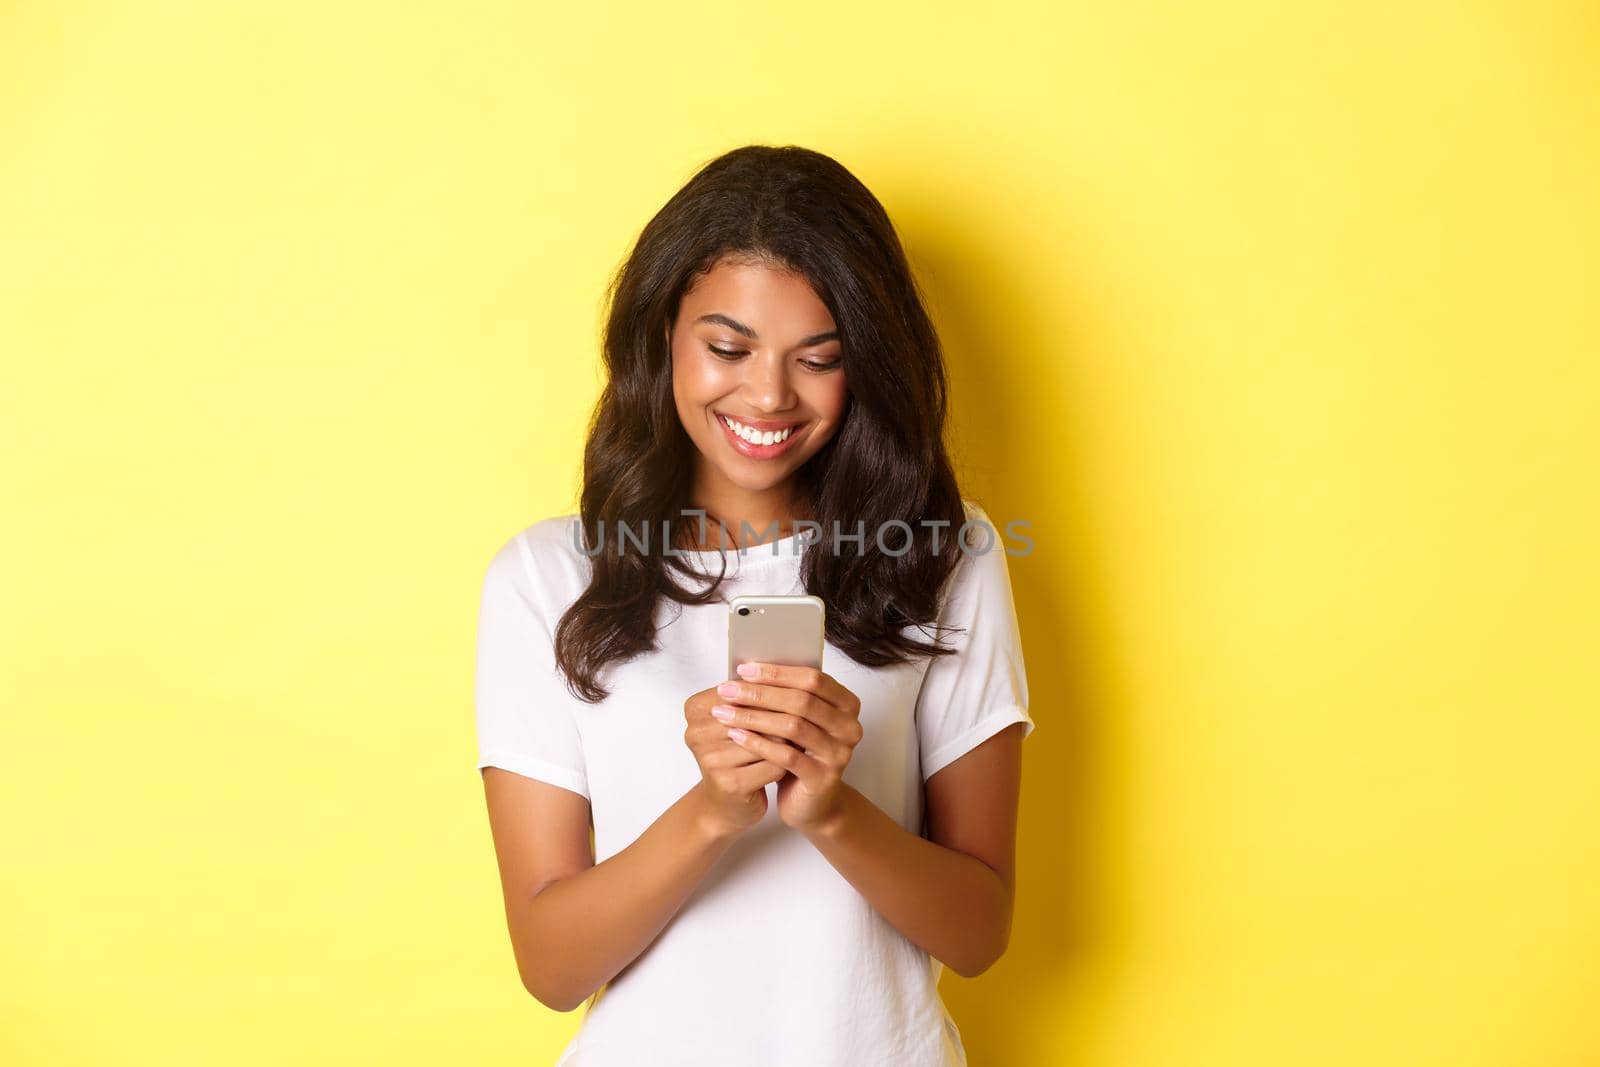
top-left (720, 465), bottom-right (791, 493)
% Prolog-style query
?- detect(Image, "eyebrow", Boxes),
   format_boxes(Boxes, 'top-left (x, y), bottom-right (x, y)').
top-left (695, 313), bottom-right (839, 347)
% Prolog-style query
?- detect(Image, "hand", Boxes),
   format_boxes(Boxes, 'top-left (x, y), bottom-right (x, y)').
top-left (683, 683), bottom-right (788, 837)
top-left (712, 663), bottom-right (864, 833)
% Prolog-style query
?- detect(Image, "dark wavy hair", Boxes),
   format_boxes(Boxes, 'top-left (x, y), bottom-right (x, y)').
top-left (553, 144), bottom-right (971, 703)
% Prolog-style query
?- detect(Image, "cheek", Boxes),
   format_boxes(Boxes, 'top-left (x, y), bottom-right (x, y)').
top-left (673, 348), bottom-right (738, 405)
top-left (803, 375), bottom-right (850, 422)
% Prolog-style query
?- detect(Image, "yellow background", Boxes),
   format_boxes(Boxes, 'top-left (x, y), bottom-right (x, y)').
top-left (3, 2), bottom-right (1596, 1064)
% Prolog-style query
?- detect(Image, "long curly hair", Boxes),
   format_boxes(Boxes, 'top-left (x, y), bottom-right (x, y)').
top-left (553, 144), bottom-right (970, 703)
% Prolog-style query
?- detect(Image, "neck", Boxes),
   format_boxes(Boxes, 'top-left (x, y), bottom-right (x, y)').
top-left (683, 461), bottom-right (811, 550)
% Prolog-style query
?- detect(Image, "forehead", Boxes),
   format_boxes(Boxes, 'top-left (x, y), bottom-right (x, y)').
top-left (681, 256), bottom-right (834, 327)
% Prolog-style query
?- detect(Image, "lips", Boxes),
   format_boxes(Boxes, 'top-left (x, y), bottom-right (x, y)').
top-left (717, 412), bottom-right (805, 433)
top-left (715, 413), bottom-right (807, 459)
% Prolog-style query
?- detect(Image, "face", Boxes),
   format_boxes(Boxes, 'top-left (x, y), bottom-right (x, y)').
top-left (669, 255), bottom-right (849, 503)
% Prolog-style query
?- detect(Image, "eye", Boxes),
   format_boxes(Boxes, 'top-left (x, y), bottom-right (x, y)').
top-left (707, 341), bottom-right (840, 372)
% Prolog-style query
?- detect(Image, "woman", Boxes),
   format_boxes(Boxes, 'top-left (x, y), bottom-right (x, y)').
top-left (475, 144), bottom-right (1035, 1066)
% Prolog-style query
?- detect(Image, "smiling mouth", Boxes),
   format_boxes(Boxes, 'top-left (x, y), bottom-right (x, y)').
top-left (715, 413), bottom-right (807, 458)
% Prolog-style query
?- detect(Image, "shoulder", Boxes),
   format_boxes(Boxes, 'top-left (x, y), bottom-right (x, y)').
top-left (940, 499), bottom-right (1019, 608)
top-left (950, 497), bottom-right (1005, 560)
top-left (957, 497), bottom-right (993, 534)
top-left (482, 514), bottom-right (589, 608)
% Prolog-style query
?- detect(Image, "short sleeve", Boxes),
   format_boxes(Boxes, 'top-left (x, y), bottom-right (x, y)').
top-left (473, 529), bottom-right (590, 799)
top-left (914, 503), bottom-right (1035, 781)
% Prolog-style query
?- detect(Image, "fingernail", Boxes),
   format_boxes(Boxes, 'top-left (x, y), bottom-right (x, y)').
top-left (710, 705), bottom-right (734, 722)
top-left (728, 727), bottom-right (748, 742)
top-left (736, 662), bottom-right (760, 679)
top-left (716, 682), bottom-right (740, 698)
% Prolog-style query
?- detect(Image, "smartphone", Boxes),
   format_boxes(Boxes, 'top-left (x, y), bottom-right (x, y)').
top-left (727, 594), bottom-right (825, 681)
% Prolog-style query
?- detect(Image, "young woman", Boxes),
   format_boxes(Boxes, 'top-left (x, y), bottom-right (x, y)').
top-left (475, 144), bottom-right (1035, 1066)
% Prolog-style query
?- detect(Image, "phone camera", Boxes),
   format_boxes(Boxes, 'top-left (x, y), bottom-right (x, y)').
top-left (737, 606), bottom-right (750, 616)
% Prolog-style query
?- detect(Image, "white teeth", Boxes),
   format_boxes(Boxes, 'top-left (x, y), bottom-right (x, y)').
top-left (721, 415), bottom-right (794, 446)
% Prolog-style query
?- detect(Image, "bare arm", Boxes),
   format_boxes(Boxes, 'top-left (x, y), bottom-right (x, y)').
top-left (481, 771), bottom-right (740, 1011)
top-left (712, 661), bottom-right (1027, 979)
top-left (481, 684), bottom-right (785, 1011)
top-left (799, 723), bottom-right (1025, 978)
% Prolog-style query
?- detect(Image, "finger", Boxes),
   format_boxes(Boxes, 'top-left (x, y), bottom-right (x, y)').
top-left (727, 726), bottom-right (823, 782)
top-left (732, 758), bottom-right (789, 792)
top-left (696, 697), bottom-right (771, 738)
top-left (712, 704), bottom-right (848, 764)
top-left (689, 716), bottom-right (792, 764)
top-left (699, 708), bottom-right (802, 751)
top-left (716, 680), bottom-right (854, 741)
top-left (702, 741), bottom-right (769, 769)
top-left (735, 662), bottom-right (858, 713)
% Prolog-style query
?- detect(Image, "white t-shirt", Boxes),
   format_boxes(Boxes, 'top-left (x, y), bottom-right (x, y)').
top-left (474, 499), bottom-right (1035, 1066)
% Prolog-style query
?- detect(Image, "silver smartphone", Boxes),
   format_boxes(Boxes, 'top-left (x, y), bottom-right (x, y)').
top-left (727, 594), bottom-right (825, 680)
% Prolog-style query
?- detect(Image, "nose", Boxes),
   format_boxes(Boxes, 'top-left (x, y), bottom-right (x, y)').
top-left (741, 350), bottom-right (798, 414)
